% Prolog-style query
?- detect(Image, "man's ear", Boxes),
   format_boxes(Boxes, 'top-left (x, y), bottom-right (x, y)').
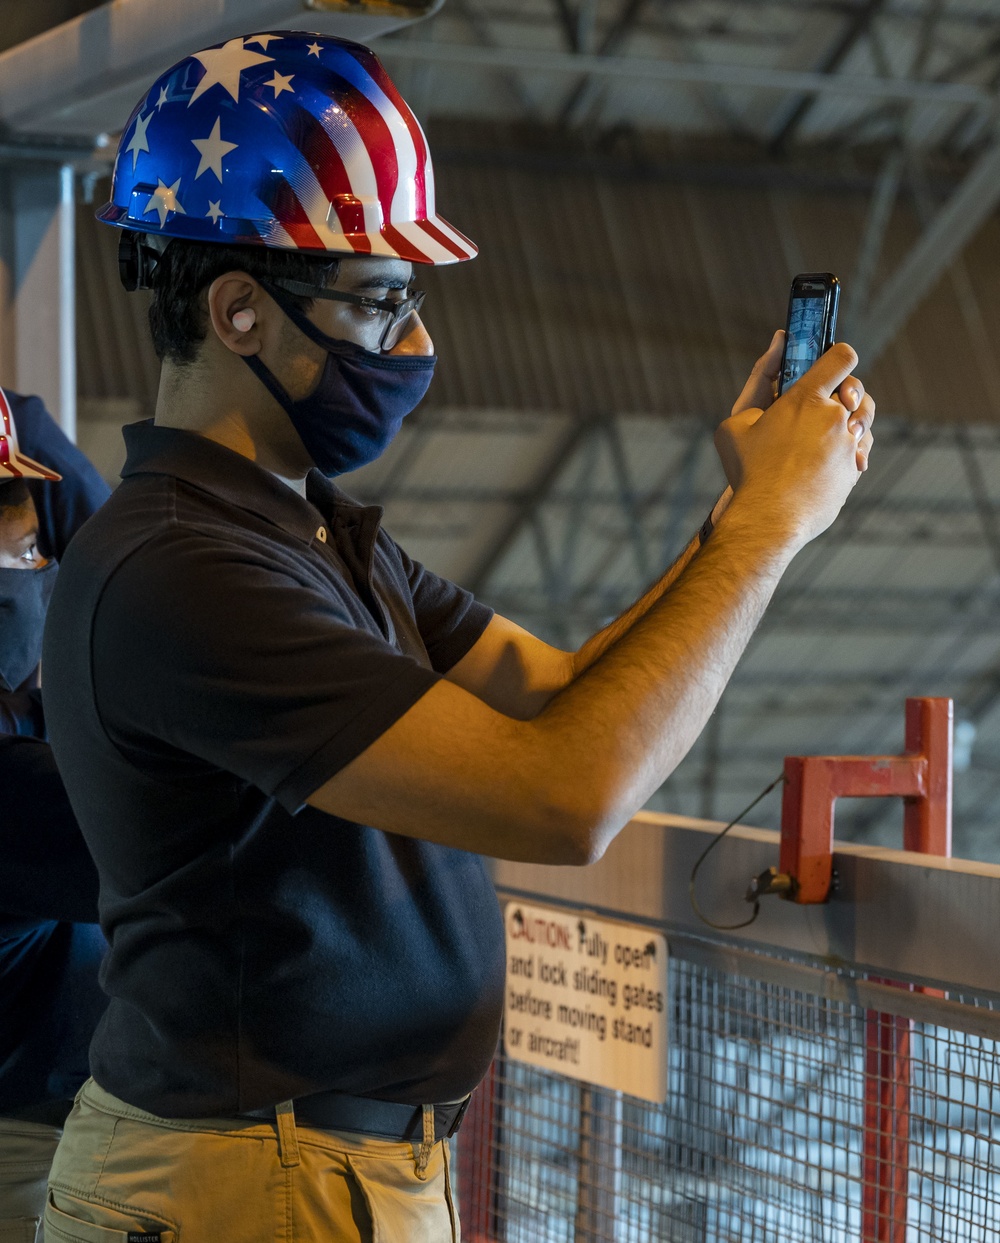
top-left (206, 272), bottom-right (263, 356)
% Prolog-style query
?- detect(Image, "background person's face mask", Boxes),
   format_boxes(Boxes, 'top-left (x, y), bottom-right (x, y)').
top-left (0, 560), bottom-right (57, 690)
top-left (243, 284), bottom-right (436, 478)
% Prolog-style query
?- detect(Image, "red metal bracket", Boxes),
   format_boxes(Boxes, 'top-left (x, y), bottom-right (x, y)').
top-left (779, 697), bottom-right (953, 905)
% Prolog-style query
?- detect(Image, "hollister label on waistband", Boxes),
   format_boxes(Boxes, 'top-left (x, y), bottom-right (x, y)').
top-left (127, 1234), bottom-right (161, 1243)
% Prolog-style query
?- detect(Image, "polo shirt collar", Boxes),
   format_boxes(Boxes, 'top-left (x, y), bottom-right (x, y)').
top-left (121, 421), bottom-right (382, 543)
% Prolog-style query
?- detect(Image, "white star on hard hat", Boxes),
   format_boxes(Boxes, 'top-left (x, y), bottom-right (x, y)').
top-left (188, 37), bottom-right (273, 107)
top-left (192, 117), bottom-right (238, 182)
top-left (144, 177), bottom-right (186, 227)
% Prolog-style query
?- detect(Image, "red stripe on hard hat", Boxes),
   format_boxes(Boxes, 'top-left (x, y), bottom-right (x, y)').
top-left (0, 439), bottom-right (23, 478)
top-left (332, 80), bottom-right (447, 262)
top-left (333, 86), bottom-right (446, 264)
top-left (419, 217), bottom-right (474, 262)
top-left (292, 106), bottom-right (370, 254)
top-left (0, 390), bottom-right (24, 478)
top-left (358, 51), bottom-right (430, 221)
top-left (0, 387), bottom-right (13, 439)
top-left (335, 87), bottom-right (414, 259)
top-left (269, 177), bottom-right (325, 252)
top-left (390, 231), bottom-right (433, 265)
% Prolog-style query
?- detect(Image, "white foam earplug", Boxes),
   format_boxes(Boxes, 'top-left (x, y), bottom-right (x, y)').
top-left (232, 309), bottom-right (256, 333)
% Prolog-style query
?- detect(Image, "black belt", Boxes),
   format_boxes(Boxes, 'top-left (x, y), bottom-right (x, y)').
top-left (239, 1090), bottom-right (471, 1142)
top-left (4, 1099), bottom-right (73, 1128)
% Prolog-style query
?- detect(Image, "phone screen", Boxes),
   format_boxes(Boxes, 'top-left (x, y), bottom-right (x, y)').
top-left (781, 293), bottom-right (828, 392)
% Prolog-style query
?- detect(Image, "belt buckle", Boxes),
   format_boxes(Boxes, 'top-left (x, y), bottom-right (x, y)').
top-left (447, 1094), bottom-right (472, 1139)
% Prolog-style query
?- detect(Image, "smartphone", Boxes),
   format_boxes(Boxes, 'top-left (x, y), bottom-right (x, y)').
top-left (777, 273), bottom-right (840, 395)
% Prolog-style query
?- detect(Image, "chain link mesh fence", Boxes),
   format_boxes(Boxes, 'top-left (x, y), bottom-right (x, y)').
top-left (456, 951), bottom-right (1000, 1242)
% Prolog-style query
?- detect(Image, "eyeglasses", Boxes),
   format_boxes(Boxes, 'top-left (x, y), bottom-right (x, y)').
top-left (270, 278), bottom-right (426, 352)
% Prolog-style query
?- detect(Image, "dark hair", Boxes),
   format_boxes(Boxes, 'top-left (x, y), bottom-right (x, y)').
top-left (0, 479), bottom-right (32, 513)
top-left (147, 239), bottom-right (338, 365)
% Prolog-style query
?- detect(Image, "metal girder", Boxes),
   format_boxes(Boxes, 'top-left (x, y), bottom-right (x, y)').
top-left (448, 0), bottom-right (540, 117)
top-left (467, 415), bottom-right (598, 596)
top-left (549, 0), bottom-right (583, 52)
top-left (954, 427), bottom-right (1000, 576)
top-left (856, 137), bottom-right (1000, 366)
top-left (557, 0), bottom-right (648, 126)
top-left (0, 130), bottom-right (97, 163)
top-left (770, 0), bottom-right (889, 153)
top-left (842, 145), bottom-right (906, 332)
top-left (601, 416), bottom-right (651, 584)
top-left (0, 0), bottom-right (434, 137)
top-left (375, 37), bottom-right (989, 106)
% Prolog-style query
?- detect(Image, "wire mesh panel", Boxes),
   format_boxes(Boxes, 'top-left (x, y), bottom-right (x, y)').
top-left (456, 953), bottom-right (1000, 1243)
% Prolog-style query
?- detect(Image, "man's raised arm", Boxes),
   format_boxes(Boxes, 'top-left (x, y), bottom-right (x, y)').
top-left (442, 330), bottom-right (872, 722)
top-left (308, 343), bottom-right (874, 865)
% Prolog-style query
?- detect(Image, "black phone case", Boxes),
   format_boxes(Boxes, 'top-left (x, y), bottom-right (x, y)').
top-left (776, 273), bottom-right (840, 396)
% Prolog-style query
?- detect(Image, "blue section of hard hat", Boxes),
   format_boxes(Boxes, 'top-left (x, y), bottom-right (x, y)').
top-left (96, 32), bottom-right (379, 252)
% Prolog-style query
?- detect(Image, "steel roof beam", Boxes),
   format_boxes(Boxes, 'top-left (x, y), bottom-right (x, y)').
top-left (375, 38), bottom-right (989, 106)
top-left (769, 0), bottom-right (889, 153)
top-left (842, 145), bottom-right (906, 331)
top-left (447, 0), bottom-right (540, 117)
top-left (466, 415), bottom-right (599, 596)
top-left (856, 137), bottom-right (1000, 366)
top-left (549, 0), bottom-right (584, 52)
top-left (557, 0), bottom-right (648, 126)
top-left (0, 0), bottom-right (434, 137)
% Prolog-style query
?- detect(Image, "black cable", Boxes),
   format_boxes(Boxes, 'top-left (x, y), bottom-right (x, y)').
top-left (688, 772), bottom-right (787, 931)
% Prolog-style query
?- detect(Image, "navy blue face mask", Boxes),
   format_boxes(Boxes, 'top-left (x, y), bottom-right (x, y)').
top-left (242, 281), bottom-right (436, 478)
top-left (0, 560), bottom-right (57, 691)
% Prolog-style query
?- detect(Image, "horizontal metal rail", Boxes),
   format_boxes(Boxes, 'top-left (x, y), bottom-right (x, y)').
top-left (493, 812), bottom-right (1000, 999)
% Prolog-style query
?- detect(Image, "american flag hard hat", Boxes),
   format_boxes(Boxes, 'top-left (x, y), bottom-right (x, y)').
top-left (0, 389), bottom-right (61, 483)
top-left (97, 32), bottom-right (478, 266)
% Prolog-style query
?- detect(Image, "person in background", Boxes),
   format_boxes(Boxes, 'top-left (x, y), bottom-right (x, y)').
top-left (0, 387), bottom-right (110, 1242)
top-left (1, 391), bottom-right (109, 565)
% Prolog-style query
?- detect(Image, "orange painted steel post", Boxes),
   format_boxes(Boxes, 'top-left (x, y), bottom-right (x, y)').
top-left (778, 697), bottom-right (953, 1243)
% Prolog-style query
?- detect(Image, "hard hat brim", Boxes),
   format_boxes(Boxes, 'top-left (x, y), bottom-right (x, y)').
top-left (0, 451), bottom-right (63, 483)
top-left (0, 388), bottom-right (62, 482)
top-left (97, 201), bottom-right (477, 267)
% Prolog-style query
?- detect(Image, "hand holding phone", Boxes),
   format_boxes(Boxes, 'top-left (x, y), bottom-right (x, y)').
top-left (777, 273), bottom-right (840, 396)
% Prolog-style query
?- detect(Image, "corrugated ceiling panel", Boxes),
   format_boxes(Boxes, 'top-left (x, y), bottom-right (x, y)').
top-left (76, 132), bottom-right (1000, 428)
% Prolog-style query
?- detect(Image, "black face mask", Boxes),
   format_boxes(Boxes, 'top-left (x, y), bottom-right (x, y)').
top-left (0, 561), bottom-right (57, 691)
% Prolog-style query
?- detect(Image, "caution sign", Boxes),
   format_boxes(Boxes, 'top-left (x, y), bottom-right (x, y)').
top-left (503, 901), bottom-right (668, 1103)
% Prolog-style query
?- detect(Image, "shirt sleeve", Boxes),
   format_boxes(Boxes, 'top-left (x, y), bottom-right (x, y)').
top-left (10, 392), bottom-right (111, 561)
top-left (0, 738), bottom-right (100, 923)
top-left (92, 530), bottom-right (445, 814)
top-left (385, 533), bottom-right (494, 674)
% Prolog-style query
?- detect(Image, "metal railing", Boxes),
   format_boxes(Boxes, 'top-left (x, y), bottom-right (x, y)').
top-left (455, 815), bottom-right (1000, 1242)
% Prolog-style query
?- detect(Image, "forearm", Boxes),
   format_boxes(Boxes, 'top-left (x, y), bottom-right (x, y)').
top-left (532, 497), bottom-right (792, 858)
top-left (572, 488), bottom-right (733, 677)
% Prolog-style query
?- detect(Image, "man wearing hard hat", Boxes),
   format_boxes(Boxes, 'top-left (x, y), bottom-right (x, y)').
top-left (0, 387), bottom-right (109, 1241)
top-left (42, 30), bottom-right (874, 1242)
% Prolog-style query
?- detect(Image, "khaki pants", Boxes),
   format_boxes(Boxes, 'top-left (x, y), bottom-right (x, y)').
top-left (0, 1115), bottom-right (62, 1242)
top-left (45, 1079), bottom-right (460, 1243)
